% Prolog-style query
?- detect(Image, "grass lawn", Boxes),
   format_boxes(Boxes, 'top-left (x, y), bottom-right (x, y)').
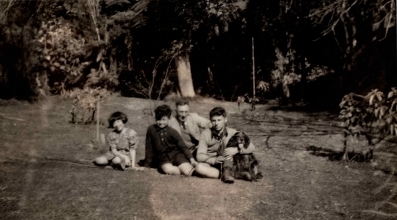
top-left (0, 95), bottom-right (396, 219)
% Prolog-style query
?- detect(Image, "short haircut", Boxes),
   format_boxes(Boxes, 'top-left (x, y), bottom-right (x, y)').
top-left (175, 99), bottom-right (189, 107)
top-left (108, 111), bottom-right (128, 128)
top-left (154, 105), bottom-right (172, 120)
top-left (209, 107), bottom-right (227, 118)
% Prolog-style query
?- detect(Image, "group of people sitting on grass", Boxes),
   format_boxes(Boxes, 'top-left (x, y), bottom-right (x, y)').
top-left (94, 100), bottom-right (257, 184)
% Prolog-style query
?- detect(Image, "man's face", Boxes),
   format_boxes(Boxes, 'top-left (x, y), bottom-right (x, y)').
top-left (210, 115), bottom-right (227, 132)
top-left (176, 104), bottom-right (190, 122)
top-left (156, 116), bottom-right (170, 129)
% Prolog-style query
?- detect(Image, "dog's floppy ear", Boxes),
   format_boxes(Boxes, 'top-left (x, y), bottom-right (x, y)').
top-left (243, 132), bottom-right (250, 148)
top-left (226, 132), bottom-right (239, 148)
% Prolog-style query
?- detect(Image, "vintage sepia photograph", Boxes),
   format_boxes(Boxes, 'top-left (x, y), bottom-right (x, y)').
top-left (0, 0), bottom-right (396, 219)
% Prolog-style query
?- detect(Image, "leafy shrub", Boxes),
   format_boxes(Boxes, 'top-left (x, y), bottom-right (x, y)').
top-left (257, 81), bottom-right (270, 93)
top-left (339, 88), bottom-right (397, 161)
top-left (36, 19), bottom-right (97, 94)
top-left (35, 17), bottom-right (117, 123)
top-left (69, 87), bottom-right (110, 124)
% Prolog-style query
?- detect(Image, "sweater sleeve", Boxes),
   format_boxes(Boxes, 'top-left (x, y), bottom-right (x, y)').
top-left (144, 126), bottom-right (155, 167)
top-left (239, 142), bottom-right (255, 154)
top-left (196, 130), bottom-right (217, 165)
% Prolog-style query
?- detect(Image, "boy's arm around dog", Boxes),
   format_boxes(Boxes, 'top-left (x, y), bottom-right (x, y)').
top-left (196, 129), bottom-right (218, 165)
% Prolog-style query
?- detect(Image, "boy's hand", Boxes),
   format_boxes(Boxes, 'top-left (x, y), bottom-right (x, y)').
top-left (190, 158), bottom-right (198, 167)
top-left (215, 156), bottom-right (225, 164)
top-left (223, 147), bottom-right (238, 157)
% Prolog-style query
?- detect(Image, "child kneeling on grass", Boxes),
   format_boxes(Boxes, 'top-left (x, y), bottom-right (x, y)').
top-left (94, 111), bottom-right (138, 170)
top-left (143, 105), bottom-right (197, 175)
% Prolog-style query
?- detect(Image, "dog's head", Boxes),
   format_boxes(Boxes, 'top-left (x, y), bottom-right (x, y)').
top-left (233, 131), bottom-right (250, 150)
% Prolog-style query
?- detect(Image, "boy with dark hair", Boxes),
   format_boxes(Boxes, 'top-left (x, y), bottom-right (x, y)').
top-left (195, 107), bottom-right (255, 183)
top-left (143, 105), bottom-right (197, 175)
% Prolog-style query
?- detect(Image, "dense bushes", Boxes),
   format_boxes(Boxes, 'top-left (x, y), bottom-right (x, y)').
top-left (0, 0), bottom-right (395, 108)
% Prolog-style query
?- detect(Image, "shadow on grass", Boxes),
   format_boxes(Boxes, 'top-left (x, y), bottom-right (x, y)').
top-left (306, 145), bottom-right (371, 162)
top-left (266, 103), bottom-right (339, 120)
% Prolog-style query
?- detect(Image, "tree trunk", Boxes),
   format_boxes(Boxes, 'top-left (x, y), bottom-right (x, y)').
top-left (176, 55), bottom-right (195, 97)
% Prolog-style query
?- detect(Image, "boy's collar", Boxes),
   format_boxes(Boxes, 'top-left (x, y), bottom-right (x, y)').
top-left (155, 124), bottom-right (168, 131)
top-left (211, 127), bottom-right (228, 141)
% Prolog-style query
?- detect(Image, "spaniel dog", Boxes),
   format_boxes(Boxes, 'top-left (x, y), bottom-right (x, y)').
top-left (225, 131), bottom-right (263, 181)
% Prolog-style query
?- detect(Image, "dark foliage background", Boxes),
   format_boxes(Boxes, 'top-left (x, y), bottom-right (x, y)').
top-left (0, 0), bottom-right (395, 109)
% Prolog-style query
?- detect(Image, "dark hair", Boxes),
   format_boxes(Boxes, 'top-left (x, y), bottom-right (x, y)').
top-left (154, 105), bottom-right (172, 120)
top-left (175, 99), bottom-right (189, 107)
top-left (108, 111), bottom-right (128, 128)
top-left (209, 107), bottom-right (227, 118)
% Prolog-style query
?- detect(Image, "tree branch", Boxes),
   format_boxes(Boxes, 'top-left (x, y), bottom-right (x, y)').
top-left (87, 0), bottom-right (101, 41)
top-left (157, 56), bottom-right (175, 100)
top-left (0, 0), bottom-right (16, 21)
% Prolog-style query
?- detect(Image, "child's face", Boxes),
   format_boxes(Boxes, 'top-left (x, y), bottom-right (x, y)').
top-left (156, 116), bottom-right (170, 128)
top-left (113, 119), bottom-right (125, 132)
